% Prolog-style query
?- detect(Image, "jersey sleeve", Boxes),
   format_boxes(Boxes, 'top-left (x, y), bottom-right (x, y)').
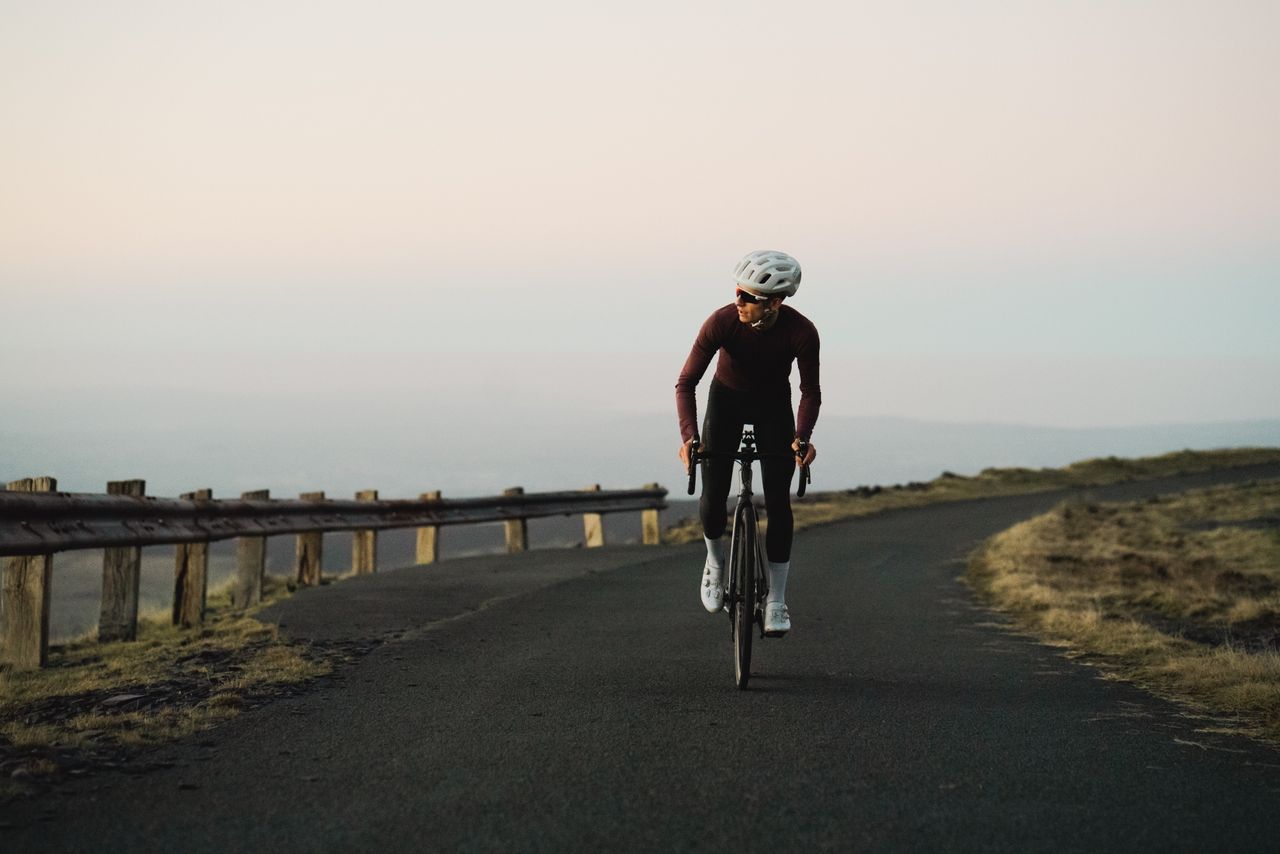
top-left (674, 311), bottom-right (723, 443)
top-left (794, 322), bottom-right (821, 441)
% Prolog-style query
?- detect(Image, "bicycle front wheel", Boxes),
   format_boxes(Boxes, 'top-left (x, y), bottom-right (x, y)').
top-left (731, 502), bottom-right (757, 689)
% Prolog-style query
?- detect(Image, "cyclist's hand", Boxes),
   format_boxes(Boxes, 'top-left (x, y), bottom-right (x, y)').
top-left (679, 438), bottom-right (701, 471)
top-left (792, 438), bottom-right (816, 467)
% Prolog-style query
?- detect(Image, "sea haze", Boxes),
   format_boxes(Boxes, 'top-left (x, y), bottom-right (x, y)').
top-left (2, 412), bottom-right (1278, 499)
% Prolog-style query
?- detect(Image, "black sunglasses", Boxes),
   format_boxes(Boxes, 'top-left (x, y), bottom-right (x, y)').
top-left (735, 288), bottom-right (770, 305)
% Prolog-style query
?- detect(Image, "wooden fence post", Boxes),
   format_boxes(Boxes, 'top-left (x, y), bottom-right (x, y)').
top-left (99, 479), bottom-right (145, 642)
top-left (353, 490), bottom-right (378, 574)
top-left (642, 483), bottom-right (662, 546)
top-left (295, 491), bottom-right (324, 587)
top-left (503, 487), bottom-right (528, 553)
top-left (416, 490), bottom-right (441, 565)
top-left (173, 488), bottom-right (212, 628)
top-left (582, 484), bottom-right (605, 548)
top-left (232, 489), bottom-right (269, 609)
top-left (2, 477), bottom-right (57, 670)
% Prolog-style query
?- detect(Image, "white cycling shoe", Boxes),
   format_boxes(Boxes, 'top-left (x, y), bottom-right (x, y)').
top-left (763, 602), bottom-right (791, 636)
top-left (700, 562), bottom-right (724, 613)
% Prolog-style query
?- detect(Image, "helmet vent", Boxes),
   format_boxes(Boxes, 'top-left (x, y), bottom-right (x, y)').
top-left (758, 273), bottom-right (772, 284)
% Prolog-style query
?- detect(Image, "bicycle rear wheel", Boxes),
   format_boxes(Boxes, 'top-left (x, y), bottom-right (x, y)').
top-left (731, 502), bottom-right (756, 689)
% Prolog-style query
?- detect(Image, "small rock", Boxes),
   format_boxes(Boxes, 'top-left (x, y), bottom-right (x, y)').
top-left (10, 768), bottom-right (32, 781)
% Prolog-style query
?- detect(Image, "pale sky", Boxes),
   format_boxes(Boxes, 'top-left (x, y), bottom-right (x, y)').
top-left (3, 1), bottom-right (1279, 494)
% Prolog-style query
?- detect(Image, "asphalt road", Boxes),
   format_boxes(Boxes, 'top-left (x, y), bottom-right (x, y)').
top-left (5, 465), bottom-right (1280, 852)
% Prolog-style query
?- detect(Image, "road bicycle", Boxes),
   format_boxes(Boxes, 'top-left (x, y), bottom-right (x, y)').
top-left (687, 429), bottom-right (810, 689)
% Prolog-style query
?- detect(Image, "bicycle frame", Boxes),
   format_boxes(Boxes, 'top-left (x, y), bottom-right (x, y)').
top-left (726, 441), bottom-right (769, 620)
top-left (686, 428), bottom-right (810, 688)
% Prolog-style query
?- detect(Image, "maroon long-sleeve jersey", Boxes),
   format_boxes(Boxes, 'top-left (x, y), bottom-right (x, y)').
top-left (675, 303), bottom-right (822, 443)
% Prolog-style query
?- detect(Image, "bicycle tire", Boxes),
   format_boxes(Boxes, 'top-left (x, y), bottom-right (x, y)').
top-left (732, 502), bottom-right (756, 689)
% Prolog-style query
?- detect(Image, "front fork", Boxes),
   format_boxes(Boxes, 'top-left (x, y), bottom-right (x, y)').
top-left (755, 543), bottom-right (770, 638)
top-left (725, 503), bottom-right (771, 634)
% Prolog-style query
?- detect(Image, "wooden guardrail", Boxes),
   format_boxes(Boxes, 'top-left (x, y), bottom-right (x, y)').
top-left (0, 476), bottom-right (667, 670)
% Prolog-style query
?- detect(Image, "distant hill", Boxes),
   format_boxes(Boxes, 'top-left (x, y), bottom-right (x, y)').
top-left (4, 414), bottom-right (1278, 498)
top-left (812, 415), bottom-right (1280, 487)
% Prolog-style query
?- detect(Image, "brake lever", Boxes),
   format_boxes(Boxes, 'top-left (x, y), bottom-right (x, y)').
top-left (795, 441), bottom-right (811, 498)
top-left (686, 442), bottom-right (699, 495)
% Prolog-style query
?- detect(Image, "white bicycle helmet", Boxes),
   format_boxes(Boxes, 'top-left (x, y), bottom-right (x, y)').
top-left (733, 250), bottom-right (801, 297)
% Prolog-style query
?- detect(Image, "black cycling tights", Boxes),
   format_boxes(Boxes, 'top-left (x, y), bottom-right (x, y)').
top-left (699, 379), bottom-right (796, 563)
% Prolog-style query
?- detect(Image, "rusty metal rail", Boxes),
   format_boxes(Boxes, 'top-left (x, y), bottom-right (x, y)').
top-left (0, 487), bottom-right (667, 557)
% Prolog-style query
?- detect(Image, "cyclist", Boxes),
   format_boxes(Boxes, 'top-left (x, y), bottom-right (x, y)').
top-left (676, 249), bottom-right (821, 636)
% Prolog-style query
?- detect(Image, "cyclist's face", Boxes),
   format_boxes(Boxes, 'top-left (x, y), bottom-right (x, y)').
top-left (734, 289), bottom-right (779, 324)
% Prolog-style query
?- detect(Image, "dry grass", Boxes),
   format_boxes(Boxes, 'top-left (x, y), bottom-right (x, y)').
top-left (967, 479), bottom-right (1280, 742)
top-left (665, 447), bottom-right (1280, 544)
top-left (0, 574), bottom-right (334, 788)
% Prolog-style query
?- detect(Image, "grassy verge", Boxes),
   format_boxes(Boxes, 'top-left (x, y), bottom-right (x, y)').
top-left (664, 447), bottom-right (1280, 544)
top-left (967, 478), bottom-right (1280, 743)
top-left (0, 576), bottom-right (339, 796)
